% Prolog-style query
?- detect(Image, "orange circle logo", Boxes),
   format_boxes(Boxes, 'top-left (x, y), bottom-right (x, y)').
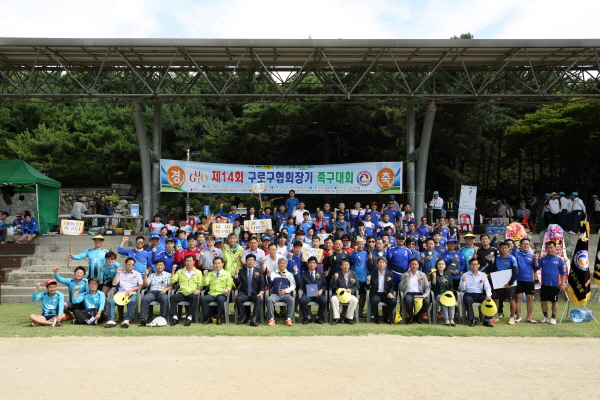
top-left (376, 168), bottom-right (395, 189)
top-left (166, 166), bottom-right (185, 188)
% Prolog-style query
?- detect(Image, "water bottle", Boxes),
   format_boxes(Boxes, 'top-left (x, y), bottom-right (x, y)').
top-left (570, 308), bottom-right (593, 323)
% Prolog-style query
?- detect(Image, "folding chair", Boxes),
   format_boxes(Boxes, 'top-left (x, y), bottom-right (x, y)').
top-left (107, 287), bottom-right (140, 322)
top-left (268, 288), bottom-right (296, 324)
top-left (234, 289), bottom-right (264, 324)
top-left (399, 288), bottom-right (433, 324)
top-left (298, 289), bottom-right (328, 320)
top-left (200, 290), bottom-right (231, 324)
top-left (137, 288), bottom-right (171, 321)
top-left (459, 292), bottom-right (484, 324)
top-left (366, 288), bottom-right (396, 324)
top-left (328, 289), bottom-right (359, 324)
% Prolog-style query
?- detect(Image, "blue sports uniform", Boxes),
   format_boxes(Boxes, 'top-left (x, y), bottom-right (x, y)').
top-left (495, 254), bottom-right (519, 287)
top-left (285, 198), bottom-right (300, 216)
top-left (386, 246), bottom-right (412, 284)
top-left (53, 273), bottom-right (88, 302)
top-left (117, 247), bottom-right (153, 274)
top-left (287, 253), bottom-right (303, 274)
top-left (443, 251), bottom-right (467, 284)
top-left (32, 290), bottom-right (65, 316)
top-left (350, 250), bottom-right (369, 283)
top-left (22, 218), bottom-right (39, 233)
top-left (100, 261), bottom-right (121, 283)
top-left (382, 209), bottom-right (401, 224)
top-left (511, 247), bottom-right (536, 283)
top-left (71, 248), bottom-right (109, 279)
top-left (420, 250), bottom-right (443, 274)
top-left (72, 290), bottom-right (106, 311)
top-left (152, 250), bottom-right (177, 273)
top-left (538, 255), bottom-right (565, 287)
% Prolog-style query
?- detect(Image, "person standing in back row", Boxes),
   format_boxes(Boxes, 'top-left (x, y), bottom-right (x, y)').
top-left (285, 190), bottom-right (299, 217)
top-left (444, 195), bottom-right (459, 219)
top-left (429, 191), bottom-right (443, 224)
top-left (569, 192), bottom-right (585, 235)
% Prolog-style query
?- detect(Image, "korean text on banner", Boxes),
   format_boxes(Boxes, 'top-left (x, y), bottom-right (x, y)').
top-left (160, 160), bottom-right (402, 195)
top-left (60, 220), bottom-right (85, 236)
top-left (458, 185), bottom-right (477, 233)
top-left (302, 247), bottom-right (324, 263)
top-left (245, 219), bottom-right (272, 233)
top-left (213, 223), bottom-right (233, 238)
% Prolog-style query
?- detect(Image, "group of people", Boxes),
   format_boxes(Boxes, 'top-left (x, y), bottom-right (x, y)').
top-left (0, 211), bottom-right (39, 244)
top-left (29, 190), bottom-right (570, 329)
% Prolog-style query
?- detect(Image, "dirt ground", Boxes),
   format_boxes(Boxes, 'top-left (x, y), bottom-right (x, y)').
top-left (0, 335), bottom-right (596, 400)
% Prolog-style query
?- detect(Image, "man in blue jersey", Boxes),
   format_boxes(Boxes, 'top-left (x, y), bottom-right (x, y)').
top-left (405, 221), bottom-right (420, 241)
top-left (30, 279), bottom-right (65, 327)
top-left (68, 235), bottom-right (109, 279)
top-left (382, 200), bottom-right (401, 227)
top-left (53, 266), bottom-right (88, 319)
top-left (17, 214), bottom-right (39, 242)
top-left (285, 190), bottom-right (300, 217)
top-left (494, 242), bottom-right (519, 325)
top-left (368, 202), bottom-right (381, 226)
top-left (152, 238), bottom-right (177, 273)
top-left (100, 251), bottom-right (120, 294)
top-left (217, 203), bottom-right (240, 224)
top-left (273, 204), bottom-right (287, 232)
top-left (416, 217), bottom-right (433, 251)
top-left (350, 237), bottom-right (369, 317)
top-left (72, 277), bottom-right (105, 325)
top-left (537, 241), bottom-right (566, 325)
top-left (420, 238), bottom-right (443, 274)
top-left (512, 238), bottom-right (538, 323)
top-left (386, 233), bottom-right (412, 286)
top-left (118, 235), bottom-right (153, 275)
top-left (458, 233), bottom-right (477, 264)
top-left (444, 239), bottom-right (466, 287)
top-left (432, 230), bottom-right (447, 254)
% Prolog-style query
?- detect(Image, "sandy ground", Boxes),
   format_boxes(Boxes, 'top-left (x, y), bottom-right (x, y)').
top-left (0, 335), bottom-right (597, 400)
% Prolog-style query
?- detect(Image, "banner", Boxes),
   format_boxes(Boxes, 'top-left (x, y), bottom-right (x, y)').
top-left (302, 247), bottom-right (324, 263)
top-left (160, 160), bottom-right (402, 194)
top-left (458, 185), bottom-right (477, 233)
top-left (213, 223), bottom-right (233, 238)
top-left (60, 219), bottom-right (85, 236)
top-left (245, 219), bottom-right (272, 233)
top-left (566, 222), bottom-right (590, 306)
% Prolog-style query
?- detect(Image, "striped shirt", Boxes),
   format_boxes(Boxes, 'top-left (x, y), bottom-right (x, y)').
top-left (146, 272), bottom-right (172, 292)
top-left (116, 270), bottom-right (143, 293)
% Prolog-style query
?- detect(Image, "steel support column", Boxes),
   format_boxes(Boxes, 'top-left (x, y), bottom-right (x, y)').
top-left (414, 102), bottom-right (437, 222)
top-left (405, 102), bottom-right (416, 209)
top-left (132, 102), bottom-right (151, 233)
top-left (152, 103), bottom-right (162, 219)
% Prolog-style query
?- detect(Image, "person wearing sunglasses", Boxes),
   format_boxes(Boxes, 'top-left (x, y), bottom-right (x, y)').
top-left (118, 236), bottom-right (153, 275)
top-left (104, 257), bottom-right (143, 328)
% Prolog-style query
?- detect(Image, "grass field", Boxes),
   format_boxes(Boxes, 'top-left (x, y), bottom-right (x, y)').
top-left (1, 301), bottom-right (599, 338)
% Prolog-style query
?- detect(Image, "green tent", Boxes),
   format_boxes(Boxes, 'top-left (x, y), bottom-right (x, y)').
top-left (0, 160), bottom-right (61, 234)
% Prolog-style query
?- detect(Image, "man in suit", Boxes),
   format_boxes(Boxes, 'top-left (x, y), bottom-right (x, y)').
top-left (297, 256), bottom-right (328, 324)
top-left (400, 258), bottom-right (431, 324)
top-left (367, 257), bottom-right (397, 324)
top-left (234, 254), bottom-right (265, 327)
top-left (329, 259), bottom-right (359, 325)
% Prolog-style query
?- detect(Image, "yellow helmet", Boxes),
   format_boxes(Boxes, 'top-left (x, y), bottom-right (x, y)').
top-left (440, 291), bottom-right (456, 307)
top-left (113, 293), bottom-right (131, 306)
top-left (481, 299), bottom-right (497, 317)
top-left (414, 297), bottom-right (424, 314)
top-left (336, 288), bottom-right (352, 303)
top-left (394, 307), bottom-right (402, 324)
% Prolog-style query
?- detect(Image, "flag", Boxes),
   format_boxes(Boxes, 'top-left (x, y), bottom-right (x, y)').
top-left (566, 221), bottom-right (591, 306)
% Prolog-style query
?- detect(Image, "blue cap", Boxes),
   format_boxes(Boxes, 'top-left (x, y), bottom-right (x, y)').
top-left (215, 238), bottom-right (222, 243)
top-left (261, 235), bottom-right (271, 241)
top-left (149, 234), bottom-right (160, 239)
top-left (390, 195), bottom-right (395, 199)
top-left (559, 191), bottom-right (565, 195)
top-left (572, 192), bottom-right (578, 196)
top-left (433, 191), bottom-right (439, 195)
top-left (593, 195), bottom-right (598, 198)
top-left (447, 238), bottom-right (457, 242)
top-left (545, 193), bottom-right (550, 196)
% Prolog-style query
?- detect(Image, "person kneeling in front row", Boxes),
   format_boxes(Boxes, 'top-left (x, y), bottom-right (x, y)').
top-left (459, 258), bottom-right (493, 327)
top-left (330, 259), bottom-right (359, 325)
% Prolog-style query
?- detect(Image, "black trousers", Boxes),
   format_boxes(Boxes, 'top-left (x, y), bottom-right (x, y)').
top-left (169, 292), bottom-right (199, 317)
top-left (370, 292), bottom-right (397, 319)
top-left (74, 309), bottom-right (99, 324)
top-left (463, 292), bottom-right (489, 321)
top-left (432, 209), bottom-right (442, 223)
top-left (299, 293), bottom-right (327, 319)
top-left (236, 292), bottom-right (262, 320)
top-left (550, 213), bottom-right (560, 225)
top-left (403, 292), bottom-right (430, 320)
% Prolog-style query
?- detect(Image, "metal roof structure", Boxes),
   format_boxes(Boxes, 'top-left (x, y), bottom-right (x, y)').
top-left (1, 38), bottom-right (600, 104)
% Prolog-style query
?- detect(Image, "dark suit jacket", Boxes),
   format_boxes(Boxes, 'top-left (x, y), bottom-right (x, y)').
top-left (430, 269), bottom-right (454, 296)
top-left (298, 270), bottom-right (328, 295)
top-left (234, 266), bottom-right (265, 296)
top-left (330, 270), bottom-right (360, 296)
top-left (366, 269), bottom-right (395, 295)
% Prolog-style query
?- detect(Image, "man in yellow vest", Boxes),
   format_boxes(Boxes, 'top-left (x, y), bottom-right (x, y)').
top-left (200, 257), bottom-right (233, 325)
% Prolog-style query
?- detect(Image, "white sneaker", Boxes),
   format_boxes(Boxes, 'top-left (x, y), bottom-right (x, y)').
top-left (514, 316), bottom-right (522, 323)
top-left (549, 318), bottom-right (557, 325)
top-left (540, 317), bottom-right (549, 323)
top-left (526, 317), bottom-right (538, 324)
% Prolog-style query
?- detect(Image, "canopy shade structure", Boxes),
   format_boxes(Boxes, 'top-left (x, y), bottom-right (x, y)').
top-left (1, 38), bottom-right (600, 104)
top-left (0, 160), bottom-right (61, 234)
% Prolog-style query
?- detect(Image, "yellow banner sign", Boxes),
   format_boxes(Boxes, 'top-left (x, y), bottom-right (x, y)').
top-left (60, 219), bottom-right (85, 236)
